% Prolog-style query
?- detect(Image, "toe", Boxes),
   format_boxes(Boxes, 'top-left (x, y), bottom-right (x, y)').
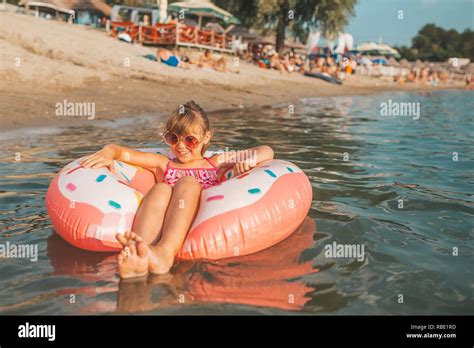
top-left (116, 233), bottom-right (129, 246)
top-left (124, 231), bottom-right (131, 240)
top-left (130, 232), bottom-right (137, 240)
top-left (129, 243), bottom-right (137, 256)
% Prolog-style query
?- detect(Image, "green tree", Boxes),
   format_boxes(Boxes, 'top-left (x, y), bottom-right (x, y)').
top-left (396, 24), bottom-right (474, 62)
top-left (215, 0), bottom-right (357, 54)
top-left (212, 0), bottom-right (259, 28)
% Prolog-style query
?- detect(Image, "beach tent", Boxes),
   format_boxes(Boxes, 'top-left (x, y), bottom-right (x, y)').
top-left (168, 0), bottom-right (240, 28)
top-left (334, 32), bottom-right (354, 54)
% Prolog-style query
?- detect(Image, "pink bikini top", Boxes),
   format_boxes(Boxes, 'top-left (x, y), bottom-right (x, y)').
top-left (162, 157), bottom-right (219, 189)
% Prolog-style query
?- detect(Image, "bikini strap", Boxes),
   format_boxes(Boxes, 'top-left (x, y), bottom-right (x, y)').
top-left (204, 157), bottom-right (217, 168)
top-left (164, 158), bottom-right (174, 171)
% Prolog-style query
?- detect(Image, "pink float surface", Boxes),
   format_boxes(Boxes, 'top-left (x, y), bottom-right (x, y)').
top-left (46, 148), bottom-right (312, 260)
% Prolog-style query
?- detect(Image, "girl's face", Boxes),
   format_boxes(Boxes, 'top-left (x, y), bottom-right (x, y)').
top-left (168, 127), bottom-right (211, 163)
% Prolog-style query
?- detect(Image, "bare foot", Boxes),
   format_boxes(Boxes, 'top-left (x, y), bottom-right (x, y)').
top-left (116, 232), bottom-right (174, 275)
top-left (117, 243), bottom-right (148, 279)
top-left (148, 245), bottom-right (175, 275)
top-left (116, 231), bottom-right (141, 247)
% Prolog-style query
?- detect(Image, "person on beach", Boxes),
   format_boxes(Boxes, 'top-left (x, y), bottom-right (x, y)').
top-left (291, 53), bottom-right (304, 72)
top-left (198, 49), bottom-right (228, 72)
top-left (80, 101), bottom-right (274, 278)
top-left (157, 48), bottom-right (191, 69)
top-left (269, 51), bottom-right (286, 74)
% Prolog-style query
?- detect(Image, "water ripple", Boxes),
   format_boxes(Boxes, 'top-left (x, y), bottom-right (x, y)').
top-left (0, 90), bottom-right (472, 314)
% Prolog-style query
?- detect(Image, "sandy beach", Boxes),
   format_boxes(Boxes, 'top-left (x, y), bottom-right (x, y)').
top-left (0, 0), bottom-right (473, 334)
top-left (0, 12), bottom-right (466, 131)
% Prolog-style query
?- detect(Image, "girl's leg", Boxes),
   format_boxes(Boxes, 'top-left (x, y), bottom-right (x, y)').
top-left (132, 182), bottom-right (172, 245)
top-left (116, 182), bottom-right (172, 279)
top-left (148, 176), bottom-right (202, 274)
top-left (117, 177), bottom-right (201, 277)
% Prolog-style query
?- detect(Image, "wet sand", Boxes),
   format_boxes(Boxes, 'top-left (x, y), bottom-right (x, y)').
top-left (0, 11), bottom-right (465, 131)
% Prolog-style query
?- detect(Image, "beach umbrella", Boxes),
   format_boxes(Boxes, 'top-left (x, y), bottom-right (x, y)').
top-left (357, 42), bottom-right (400, 58)
top-left (168, 0), bottom-right (240, 27)
top-left (377, 43), bottom-right (400, 58)
top-left (357, 42), bottom-right (380, 52)
top-left (204, 21), bottom-right (225, 33)
top-left (228, 26), bottom-right (258, 40)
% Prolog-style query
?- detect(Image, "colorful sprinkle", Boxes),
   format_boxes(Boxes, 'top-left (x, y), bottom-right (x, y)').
top-left (226, 172), bottom-right (232, 179)
top-left (120, 171), bottom-right (131, 182)
top-left (131, 164), bottom-right (143, 172)
top-left (264, 169), bottom-right (277, 178)
top-left (117, 180), bottom-right (129, 186)
top-left (259, 165), bottom-right (270, 168)
top-left (108, 200), bottom-right (121, 209)
top-left (248, 188), bottom-right (261, 194)
top-left (66, 166), bottom-right (82, 175)
top-left (117, 161), bottom-right (124, 168)
top-left (286, 167), bottom-right (294, 173)
top-left (96, 174), bottom-right (107, 182)
top-left (207, 195), bottom-right (224, 202)
top-left (237, 173), bottom-right (249, 179)
top-left (134, 191), bottom-right (143, 205)
top-left (66, 183), bottom-right (76, 192)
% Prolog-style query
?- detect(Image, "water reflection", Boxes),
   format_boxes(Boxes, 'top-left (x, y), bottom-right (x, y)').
top-left (47, 218), bottom-right (317, 313)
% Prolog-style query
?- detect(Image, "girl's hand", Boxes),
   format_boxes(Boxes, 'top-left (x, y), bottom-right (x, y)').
top-left (80, 146), bottom-right (116, 171)
top-left (232, 160), bottom-right (255, 176)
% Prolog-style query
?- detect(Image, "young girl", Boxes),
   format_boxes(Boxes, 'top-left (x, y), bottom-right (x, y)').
top-left (80, 101), bottom-right (274, 278)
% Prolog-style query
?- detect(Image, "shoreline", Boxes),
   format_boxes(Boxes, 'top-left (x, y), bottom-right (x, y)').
top-left (0, 12), bottom-right (468, 132)
top-left (1, 75), bottom-right (466, 133)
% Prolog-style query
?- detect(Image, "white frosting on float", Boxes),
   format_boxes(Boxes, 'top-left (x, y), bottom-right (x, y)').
top-left (53, 148), bottom-right (304, 247)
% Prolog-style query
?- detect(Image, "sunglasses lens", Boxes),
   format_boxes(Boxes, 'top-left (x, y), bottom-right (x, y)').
top-left (164, 133), bottom-right (178, 145)
top-left (184, 136), bottom-right (199, 149)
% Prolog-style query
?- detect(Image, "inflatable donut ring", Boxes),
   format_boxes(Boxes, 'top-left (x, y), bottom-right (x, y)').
top-left (46, 148), bottom-right (312, 260)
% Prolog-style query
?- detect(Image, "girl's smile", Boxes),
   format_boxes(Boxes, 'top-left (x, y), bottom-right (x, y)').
top-left (165, 128), bottom-right (211, 164)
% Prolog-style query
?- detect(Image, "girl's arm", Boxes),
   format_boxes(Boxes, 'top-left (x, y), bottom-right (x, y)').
top-left (80, 143), bottom-right (169, 170)
top-left (212, 145), bottom-right (274, 177)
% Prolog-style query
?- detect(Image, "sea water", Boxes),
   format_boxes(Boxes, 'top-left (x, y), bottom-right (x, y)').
top-left (0, 90), bottom-right (472, 314)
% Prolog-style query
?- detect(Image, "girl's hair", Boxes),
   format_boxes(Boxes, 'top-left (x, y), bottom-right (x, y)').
top-left (164, 101), bottom-right (211, 155)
